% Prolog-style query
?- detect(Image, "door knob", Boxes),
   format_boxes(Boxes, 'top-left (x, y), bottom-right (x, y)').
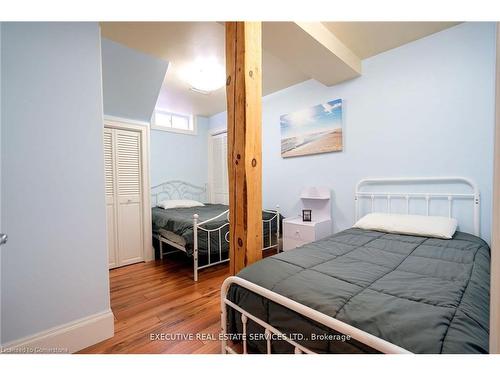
top-left (0, 233), bottom-right (8, 246)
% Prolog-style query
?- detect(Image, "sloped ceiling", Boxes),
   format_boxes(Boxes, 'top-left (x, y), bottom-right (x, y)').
top-left (322, 22), bottom-right (461, 59)
top-left (101, 38), bottom-right (169, 122)
top-left (101, 22), bottom-right (460, 117)
top-left (101, 22), bottom-right (308, 117)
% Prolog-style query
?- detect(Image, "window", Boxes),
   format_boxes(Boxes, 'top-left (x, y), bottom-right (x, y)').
top-left (151, 109), bottom-right (196, 134)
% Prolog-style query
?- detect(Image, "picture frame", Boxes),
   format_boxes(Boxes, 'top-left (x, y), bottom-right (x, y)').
top-left (280, 98), bottom-right (343, 158)
top-left (302, 209), bottom-right (312, 222)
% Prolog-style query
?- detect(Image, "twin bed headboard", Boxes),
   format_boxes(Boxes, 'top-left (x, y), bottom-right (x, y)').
top-left (355, 177), bottom-right (480, 236)
top-left (151, 180), bottom-right (208, 207)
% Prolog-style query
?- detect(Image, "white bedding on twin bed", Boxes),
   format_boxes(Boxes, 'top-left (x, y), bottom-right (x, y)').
top-left (353, 213), bottom-right (458, 239)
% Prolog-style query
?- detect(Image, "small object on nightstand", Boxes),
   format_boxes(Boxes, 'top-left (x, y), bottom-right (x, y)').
top-left (302, 210), bottom-right (312, 221)
top-left (302, 209), bottom-right (312, 222)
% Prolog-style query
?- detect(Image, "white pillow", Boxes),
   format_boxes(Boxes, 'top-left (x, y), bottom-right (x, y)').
top-left (353, 213), bottom-right (458, 239)
top-left (157, 199), bottom-right (205, 210)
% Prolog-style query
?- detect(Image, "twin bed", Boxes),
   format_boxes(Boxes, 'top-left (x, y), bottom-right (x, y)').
top-left (151, 180), bottom-right (281, 281)
top-left (220, 177), bottom-right (490, 354)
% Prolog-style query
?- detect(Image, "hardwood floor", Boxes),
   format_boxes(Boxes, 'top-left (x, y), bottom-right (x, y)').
top-left (80, 249), bottom-right (275, 354)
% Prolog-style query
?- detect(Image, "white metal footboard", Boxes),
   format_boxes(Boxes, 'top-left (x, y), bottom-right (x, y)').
top-left (193, 210), bottom-right (231, 282)
top-left (157, 205), bottom-right (281, 282)
top-left (220, 276), bottom-right (411, 354)
top-left (262, 205), bottom-right (280, 252)
top-left (192, 206), bottom-right (281, 281)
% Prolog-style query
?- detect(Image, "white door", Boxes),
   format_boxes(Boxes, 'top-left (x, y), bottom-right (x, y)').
top-left (104, 127), bottom-right (144, 269)
top-left (209, 133), bottom-right (229, 204)
top-left (104, 128), bottom-right (118, 268)
top-left (115, 129), bottom-right (144, 267)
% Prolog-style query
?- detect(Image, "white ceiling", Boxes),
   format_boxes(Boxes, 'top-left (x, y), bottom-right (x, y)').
top-left (101, 21), bottom-right (460, 117)
top-left (101, 22), bottom-right (308, 117)
top-left (322, 22), bottom-right (460, 59)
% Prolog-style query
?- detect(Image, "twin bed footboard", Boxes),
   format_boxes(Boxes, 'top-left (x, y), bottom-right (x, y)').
top-left (220, 276), bottom-right (410, 354)
top-left (157, 206), bottom-right (281, 281)
top-left (192, 209), bottom-right (231, 281)
top-left (192, 206), bottom-right (281, 281)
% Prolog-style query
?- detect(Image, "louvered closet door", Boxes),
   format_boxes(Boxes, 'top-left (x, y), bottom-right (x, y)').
top-left (115, 129), bottom-right (144, 267)
top-left (104, 128), bottom-right (118, 269)
top-left (210, 133), bottom-right (229, 204)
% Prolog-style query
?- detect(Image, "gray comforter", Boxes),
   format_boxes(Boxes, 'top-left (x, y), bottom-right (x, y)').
top-left (227, 228), bottom-right (490, 354)
top-left (152, 204), bottom-right (280, 257)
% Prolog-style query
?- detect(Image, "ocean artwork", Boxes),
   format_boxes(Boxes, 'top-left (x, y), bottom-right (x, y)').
top-left (280, 99), bottom-right (343, 158)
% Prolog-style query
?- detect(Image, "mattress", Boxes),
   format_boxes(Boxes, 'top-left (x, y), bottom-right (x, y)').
top-left (226, 228), bottom-right (490, 354)
top-left (152, 204), bottom-right (280, 258)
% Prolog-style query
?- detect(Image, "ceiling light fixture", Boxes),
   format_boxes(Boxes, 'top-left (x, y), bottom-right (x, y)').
top-left (189, 87), bottom-right (212, 95)
top-left (180, 57), bottom-right (226, 93)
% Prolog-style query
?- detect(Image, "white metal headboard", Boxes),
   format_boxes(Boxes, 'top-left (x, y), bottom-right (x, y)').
top-left (151, 180), bottom-right (208, 206)
top-left (354, 177), bottom-right (480, 236)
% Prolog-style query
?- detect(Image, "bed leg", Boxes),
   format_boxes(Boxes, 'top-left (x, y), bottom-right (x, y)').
top-left (193, 214), bottom-right (199, 282)
top-left (194, 250), bottom-right (198, 282)
top-left (220, 279), bottom-right (230, 354)
top-left (159, 238), bottom-right (163, 260)
top-left (276, 204), bottom-right (280, 253)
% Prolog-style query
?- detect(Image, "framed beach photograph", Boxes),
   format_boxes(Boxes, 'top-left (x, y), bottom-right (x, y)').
top-left (280, 99), bottom-right (343, 158)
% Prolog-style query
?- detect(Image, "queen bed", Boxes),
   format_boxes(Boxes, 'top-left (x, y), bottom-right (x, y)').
top-left (151, 180), bottom-right (281, 281)
top-left (220, 177), bottom-right (490, 354)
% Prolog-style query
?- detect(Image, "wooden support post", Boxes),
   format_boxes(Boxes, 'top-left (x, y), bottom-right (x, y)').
top-left (225, 22), bottom-right (263, 275)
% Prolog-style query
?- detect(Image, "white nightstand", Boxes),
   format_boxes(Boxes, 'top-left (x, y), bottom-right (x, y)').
top-left (282, 186), bottom-right (332, 251)
top-left (283, 217), bottom-right (332, 251)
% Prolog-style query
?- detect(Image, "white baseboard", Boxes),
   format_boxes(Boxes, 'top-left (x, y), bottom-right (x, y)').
top-left (1, 309), bottom-right (114, 354)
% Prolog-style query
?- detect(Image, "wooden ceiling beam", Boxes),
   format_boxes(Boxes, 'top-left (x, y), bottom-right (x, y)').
top-left (225, 22), bottom-right (263, 275)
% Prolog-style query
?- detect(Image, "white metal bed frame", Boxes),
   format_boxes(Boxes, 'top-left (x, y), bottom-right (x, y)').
top-left (220, 176), bottom-right (480, 354)
top-left (151, 180), bottom-right (281, 281)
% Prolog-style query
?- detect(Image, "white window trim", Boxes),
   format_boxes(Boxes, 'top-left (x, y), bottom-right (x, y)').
top-left (151, 109), bottom-right (197, 135)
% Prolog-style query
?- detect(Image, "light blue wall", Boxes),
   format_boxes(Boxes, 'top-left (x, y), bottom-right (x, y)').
top-left (1, 23), bottom-right (109, 344)
top-left (209, 22), bottom-right (497, 243)
top-left (0, 22), bottom-right (3, 345)
top-left (101, 38), bottom-right (168, 122)
top-left (151, 116), bottom-right (209, 189)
